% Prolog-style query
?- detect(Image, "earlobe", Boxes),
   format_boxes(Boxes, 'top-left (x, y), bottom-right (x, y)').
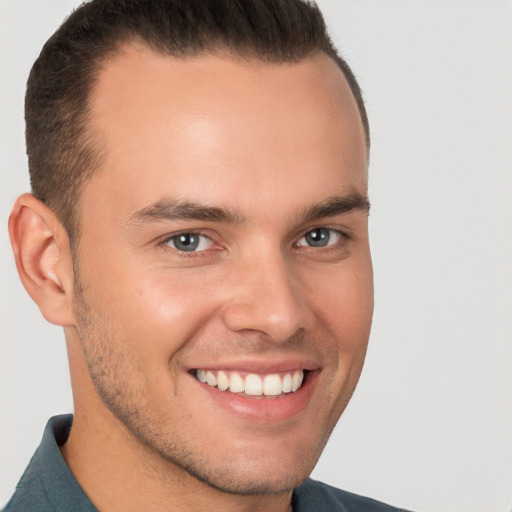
top-left (8, 193), bottom-right (75, 327)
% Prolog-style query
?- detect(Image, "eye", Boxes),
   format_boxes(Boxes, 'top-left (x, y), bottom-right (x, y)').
top-left (296, 228), bottom-right (344, 248)
top-left (164, 233), bottom-right (214, 252)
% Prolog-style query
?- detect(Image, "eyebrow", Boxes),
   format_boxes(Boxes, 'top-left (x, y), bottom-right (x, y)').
top-left (299, 193), bottom-right (370, 223)
top-left (129, 192), bottom-right (369, 226)
top-left (130, 199), bottom-right (245, 224)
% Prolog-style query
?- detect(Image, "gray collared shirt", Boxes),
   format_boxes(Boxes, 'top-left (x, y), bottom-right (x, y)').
top-left (3, 415), bottom-right (408, 512)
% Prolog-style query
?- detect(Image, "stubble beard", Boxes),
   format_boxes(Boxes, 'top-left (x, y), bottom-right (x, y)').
top-left (71, 268), bottom-right (327, 496)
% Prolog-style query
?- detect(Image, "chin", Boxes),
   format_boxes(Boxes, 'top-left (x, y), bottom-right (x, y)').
top-left (154, 432), bottom-right (324, 496)
top-left (183, 460), bottom-right (312, 496)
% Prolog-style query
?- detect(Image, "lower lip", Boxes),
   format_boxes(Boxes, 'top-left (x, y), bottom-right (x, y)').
top-left (194, 371), bottom-right (319, 423)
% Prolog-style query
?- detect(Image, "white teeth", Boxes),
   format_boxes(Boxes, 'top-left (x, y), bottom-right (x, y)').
top-left (229, 373), bottom-right (245, 393)
top-left (245, 373), bottom-right (263, 396)
top-left (217, 370), bottom-right (229, 391)
top-left (263, 374), bottom-right (282, 396)
top-left (282, 373), bottom-right (293, 393)
top-left (206, 370), bottom-right (217, 387)
top-left (196, 369), bottom-right (306, 396)
top-left (292, 370), bottom-right (303, 392)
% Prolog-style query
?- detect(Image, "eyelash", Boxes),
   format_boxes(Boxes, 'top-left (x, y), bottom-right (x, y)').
top-left (160, 227), bottom-right (349, 256)
top-left (160, 232), bottom-right (216, 254)
top-left (294, 227), bottom-right (348, 249)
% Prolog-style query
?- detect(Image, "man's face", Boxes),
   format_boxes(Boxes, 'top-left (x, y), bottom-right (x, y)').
top-left (70, 45), bottom-right (373, 494)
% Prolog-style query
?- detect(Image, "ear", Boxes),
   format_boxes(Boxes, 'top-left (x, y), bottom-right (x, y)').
top-left (9, 193), bottom-right (76, 327)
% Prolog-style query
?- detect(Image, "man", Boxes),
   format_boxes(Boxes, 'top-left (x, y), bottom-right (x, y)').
top-left (4, 0), bottom-right (408, 510)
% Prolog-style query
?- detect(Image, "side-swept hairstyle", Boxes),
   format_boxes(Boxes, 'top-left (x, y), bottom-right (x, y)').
top-left (25, 0), bottom-right (369, 238)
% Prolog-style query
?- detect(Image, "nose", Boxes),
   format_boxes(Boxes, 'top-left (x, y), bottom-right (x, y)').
top-left (221, 251), bottom-right (308, 343)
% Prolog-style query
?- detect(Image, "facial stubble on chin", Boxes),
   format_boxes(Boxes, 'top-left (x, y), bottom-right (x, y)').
top-left (70, 262), bottom-right (335, 496)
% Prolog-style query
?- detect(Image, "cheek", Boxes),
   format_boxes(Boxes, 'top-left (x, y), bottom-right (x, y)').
top-left (121, 276), bottom-right (219, 362)
top-left (315, 261), bottom-right (373, 408)
top-left (77, 248), bottom-right (222, 366)
top-left (306, 257), bottom-right (374, 346)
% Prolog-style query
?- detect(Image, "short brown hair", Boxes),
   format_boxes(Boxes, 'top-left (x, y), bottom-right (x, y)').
top-left (25, 0), bottom-right (370, 239)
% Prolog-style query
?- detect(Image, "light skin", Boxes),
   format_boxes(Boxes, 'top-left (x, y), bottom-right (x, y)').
top-left (9, 44), bottom-right (372, 512)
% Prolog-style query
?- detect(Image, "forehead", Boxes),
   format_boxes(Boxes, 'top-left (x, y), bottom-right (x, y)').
top-left (84, 45), bottom-right (367, 221)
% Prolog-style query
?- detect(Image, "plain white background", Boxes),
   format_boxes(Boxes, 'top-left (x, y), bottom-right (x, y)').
top-left (1, 1), bottom-right (511, 510)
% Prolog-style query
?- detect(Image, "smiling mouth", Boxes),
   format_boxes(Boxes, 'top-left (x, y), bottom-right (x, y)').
top-left (194, 369), bottom-right (306, 397)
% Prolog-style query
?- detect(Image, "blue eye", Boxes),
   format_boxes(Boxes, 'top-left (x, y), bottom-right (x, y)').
top-left (297, 228), bottom-right (343, 248)
top-left (165, 233), bottom-right (213, 252)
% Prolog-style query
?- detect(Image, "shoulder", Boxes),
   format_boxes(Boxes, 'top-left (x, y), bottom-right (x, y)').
top-left (2, 415), bottom-right (96, 512)
top-left (293, 478), bottom-right (412, 512)
top-left (2, 459), bottom-right (53, 512)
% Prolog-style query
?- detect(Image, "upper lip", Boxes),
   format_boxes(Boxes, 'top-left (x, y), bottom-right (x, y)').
top-left (188, 357), bottom-right (321, 374)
